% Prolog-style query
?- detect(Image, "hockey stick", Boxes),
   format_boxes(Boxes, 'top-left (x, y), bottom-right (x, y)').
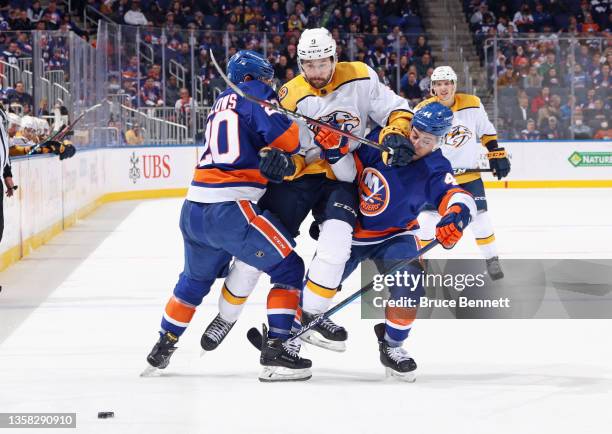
top-left (247, 240), bottom-right (440, 350)
top-left (453, 168), bottom-right (494, 175)
top-left (209, 50), bottom-right (392, 154)
top-left (27, 103), bottom-right (103, 155)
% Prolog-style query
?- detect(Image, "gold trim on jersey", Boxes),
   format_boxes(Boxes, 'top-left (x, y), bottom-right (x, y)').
top-left (481, 134), bottom-right (498, 147)
top-left (455, 172), bottom-right (481, 184)
top-left (284, 155), bottom-right (337, 181)
top-left (414, 93), bottom-right (481, 112)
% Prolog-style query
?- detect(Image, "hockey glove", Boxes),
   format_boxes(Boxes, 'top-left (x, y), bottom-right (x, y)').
top-left (436, 203), bottom-right (471, 249)
top-left (487, 147), bottom-right (510, 180)
top-left (259, 147), bottom-right (296, 184)
top-left (380, 127), bottom-right (415, 167)
top-left (314, 122), bottom-right (349, 164)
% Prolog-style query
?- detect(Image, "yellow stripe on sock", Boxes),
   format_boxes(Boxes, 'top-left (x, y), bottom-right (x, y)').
top-left (306, 280), bottom-right (337, 299)
top-left (222, 285), bottom-right (248, 305)
top-left (476, 234), bottom-right (496, 246)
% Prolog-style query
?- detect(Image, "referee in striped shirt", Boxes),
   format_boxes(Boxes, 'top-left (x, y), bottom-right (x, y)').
top-left (1, 106), bottom-right (17, 244)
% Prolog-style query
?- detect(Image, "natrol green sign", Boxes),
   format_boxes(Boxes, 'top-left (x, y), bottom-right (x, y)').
top-left (568, 152), bottom-right (612, 167)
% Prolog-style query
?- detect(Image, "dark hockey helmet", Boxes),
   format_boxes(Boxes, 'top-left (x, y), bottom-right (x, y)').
top-left (226, 50), bottom-right (274, 84)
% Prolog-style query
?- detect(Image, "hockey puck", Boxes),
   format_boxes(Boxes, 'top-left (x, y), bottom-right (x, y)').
top-left (97, 412), bottom-right (114, 419)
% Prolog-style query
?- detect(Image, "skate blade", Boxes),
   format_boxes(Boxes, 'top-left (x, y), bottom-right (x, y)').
top-left (140, 365), bottom-right (161, 377)
top-left (301, 333), bottom-right (346, 352)
top-left (385, 367), bottom-right (416, 383)
top-left (258, 366), bottom-right (312, 382)
top-left (200, 349), bottom-right (207, 358)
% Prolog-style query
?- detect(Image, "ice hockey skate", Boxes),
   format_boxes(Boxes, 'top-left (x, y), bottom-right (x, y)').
top-left (486, 256), bottom-right (504, 280)
top-left (374, 323), bottom-right (417, 382)
top-left (259, 325), bottom-right (312, 382)
top-left (200, 313), bottom-right (235, 355)
top-left (300, 310), bottom-right (348, 352)
top-left (141, 331), bottom-right (178, 377)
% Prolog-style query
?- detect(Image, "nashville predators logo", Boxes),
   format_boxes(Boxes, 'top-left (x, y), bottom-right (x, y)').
top-left (445, 125), bottom-right (473, 148)
top-left (359, 168), bottom-right (390, 216)
top-left (311, 110), bottom-right (360, 134)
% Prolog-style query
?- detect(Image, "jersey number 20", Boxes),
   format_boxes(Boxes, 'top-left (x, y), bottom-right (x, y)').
top-left (200, 110), bottom-right (240, 165)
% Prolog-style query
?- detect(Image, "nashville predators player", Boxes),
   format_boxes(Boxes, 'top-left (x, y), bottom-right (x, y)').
top-left (200, 28), bottom-right (413, 355)
top-left (414, 66), bottom-right (510, 279)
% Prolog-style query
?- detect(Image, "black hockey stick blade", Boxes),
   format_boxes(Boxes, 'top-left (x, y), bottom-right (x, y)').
top-left (208, 49), bottom-right (390, 153)
top-left (247, 327), bottom-right (263, 351)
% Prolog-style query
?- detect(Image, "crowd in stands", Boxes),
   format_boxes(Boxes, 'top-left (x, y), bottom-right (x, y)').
top-left (465, 0), bottom-right (611, 139)
top-left (91, 0), bottom-right (437, 117)
top-left (2, 0), bottom-right (611, 141)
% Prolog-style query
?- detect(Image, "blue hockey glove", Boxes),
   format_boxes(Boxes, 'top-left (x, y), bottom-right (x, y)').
top-left (259, 147), bottom-right (296, 183)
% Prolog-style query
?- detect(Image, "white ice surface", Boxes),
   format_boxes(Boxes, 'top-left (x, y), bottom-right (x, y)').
top-left (1, 189), bottom-right (611, 434)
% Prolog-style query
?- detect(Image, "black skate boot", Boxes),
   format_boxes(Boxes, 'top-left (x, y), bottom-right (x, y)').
top-left (141, 331), bottom-right (179, 376)
top-left (374, 323), bottom-right (417, 382)
top-left (486, 256), bottom-right (504, 280)
top-left (259, 325), bottom-right (312, 382)
top-left (200, 313), bottom-right (235, 353)
top-left (300, 310), bottom-right (348, 352)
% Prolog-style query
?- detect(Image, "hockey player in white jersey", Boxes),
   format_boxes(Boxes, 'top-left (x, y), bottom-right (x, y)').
top-left (200, 28), bottom-right (413, 353)
top-left (414, 66), bottom-right (510, 279)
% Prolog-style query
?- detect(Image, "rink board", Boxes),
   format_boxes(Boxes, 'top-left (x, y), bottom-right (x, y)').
top-left (1, 141), bottom-right (611, 271)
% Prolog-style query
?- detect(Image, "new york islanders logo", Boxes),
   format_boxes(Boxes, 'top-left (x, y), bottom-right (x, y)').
top-left (359, 168), bottom-right (390, 216)
top-left (445, 125), bottom-right (473, 148)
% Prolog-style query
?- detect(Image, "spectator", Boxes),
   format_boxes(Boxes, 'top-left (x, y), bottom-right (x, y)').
top-left (569, 64), bottom-right (590, 89)
top-left (497, 65), bottom-right (519, 87)
top-left (513, 4), bottom-right (534, 32)
top-left (593, 121), bottom-right (612, 139)
top-left (593, 64), bottom-right (610, 89)
top-left (537, 94), bottom-right (562, 127)
top-left (538, 51), bottom-right (560, 78)
top-left (124, 0), bottom-right (149, 26)
top-left (531, 86), bottom-right (550, 114)
top-left (569, 111), bottom-right (593, 139)
top-left (415, 52), bottom-right (433, 79)
top-left (541, 116), bottom-right (565, 140)
top-left (584, 99), bottom-right (609, 129)
top-left (6, 82), bottom-right (34, 113)
top-left (401, 71), bottom-right (422, 106)
top-left (524, 65), bottom-right (543, 88)
top-left (27, 1), bottom-right (44, 24)
top-left (521, 119), bottom-right (541, 140)
top-left (542, 67), bottom-right (562, 88)
top-left (506, 91), bottom-right (531, 132)
top-left (139, 77), bottom-right (163, 107)
top-left (125, 123), bottom-right (145, 145)
top-left (413, 35), bottom-right (431, 58)
top-left (419, 67), bottom-right (434, 96)
top-left (174, 87), bottom-right (192, 125)
top-left (165, 76), bottom-right (180, 107)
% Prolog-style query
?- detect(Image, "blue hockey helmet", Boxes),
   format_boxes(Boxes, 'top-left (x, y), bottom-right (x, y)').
top-left (412, 102), bottom-right (454, 137)
top-left (226, 50), bottom-right (274, 84)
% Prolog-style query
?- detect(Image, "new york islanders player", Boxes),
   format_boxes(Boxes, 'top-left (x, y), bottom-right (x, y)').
top-left (331, 103), bottom-right (477, 381)
top-left (144, 50), bottom-right (312, 382)
top-left (201, 28), bottom-right (414, 352)
top-left (414, 66), bottom-right (510, 280)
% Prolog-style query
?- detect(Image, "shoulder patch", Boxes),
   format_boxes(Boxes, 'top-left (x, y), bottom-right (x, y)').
top-left (279, 75), bottom-right (315, 111)
top-left (453, 94), bottom-right (481, 112)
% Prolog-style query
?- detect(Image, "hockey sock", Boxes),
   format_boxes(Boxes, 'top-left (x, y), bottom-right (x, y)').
top-left (470, 211), bottom-right (498, 259)
top-left (384, 306), bottom-right (416, 347)
top-left (302, 277), bottom-right (336, 314)
top-left (161, 295), bottom-right (197, 337)
top-left (267, 287), bottom-right (300, 339)
top-left (416, 211), bottom-right (440, 249)
top-left (218, 260), bottom-right (261, 323)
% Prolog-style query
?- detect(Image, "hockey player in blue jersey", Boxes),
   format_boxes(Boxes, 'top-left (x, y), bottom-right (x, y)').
top-left (326, 103), bottom-right (477, 381)
top-left (143, 50), bottom-right (313, 382)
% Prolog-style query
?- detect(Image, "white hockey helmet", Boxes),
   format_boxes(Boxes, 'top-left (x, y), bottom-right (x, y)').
top-left (431, 66), bottom-right (458, 83)
top-left (21, 115), bottom-right (35, 131)
top-left (7, 113), bottom-right (21, 128)
top-left (297, 28), bottom-right (337, 64)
